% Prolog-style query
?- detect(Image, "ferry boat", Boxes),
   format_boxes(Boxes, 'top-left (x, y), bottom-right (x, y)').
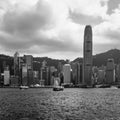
top-left (53, 86), bottom-right (64, 91)
top-left (95, 84), bottom-right (111, 88)
top-left (19, 86), bottom-right (29, 89)
top-left (53, 77), bottom-right (64, 91)
top-left (110, 86), bottom-right (118, 89)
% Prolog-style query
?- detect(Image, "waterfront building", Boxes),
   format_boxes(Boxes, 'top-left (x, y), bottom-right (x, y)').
top-left (42, 67), bottom-right (49, 85)
top-left (10, 76), bottom-right (19, 87)
top-left (78, 63), bottom-right (83, 84)
top-left (63, 64), bottom-right (71, 84)
top-left (115, 64), bottom-right (120, 83)
top-left (24, 55), bottom-right (33, 70)
top-left (71, 62), bottom-right (82, 85)
top-left (40, 60), bottom-right (48, 86)
top-left (106, 59), bottom-right (115, 84)
top-left (0, 70), bottom-right (3, 86)
top-left (92, 66), bottom-right (98, 84)
top-left (4, 67), bottom-right (10, 85)
top-left (24, 55), bottom-right (33, 85)
top-left (71, 63), bottom-right (78, 85)
top-left (18, 58), bottom-right (24, 85)
top-left (1, 73), bottom-right (4, 86)
top-left (22, 64), bottom-right (28, 86)
top-left (14, 52), bottom-right (19, 77)
top-left (83, 25), bottom-right (93, 86)
top-left (33, 71), bottom-right (39, 85)
top-left (97, 70), bottom-right (105, 84)
top-left (28, 69), bottom-right (33, 85)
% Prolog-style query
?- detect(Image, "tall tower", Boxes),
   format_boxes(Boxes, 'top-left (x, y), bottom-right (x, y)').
top-left (106, 59), bottom-right (115, 84)
top-left (14, 52), bottom-right (19, 76)
top-left (83, 25), bottom-right (93, 86)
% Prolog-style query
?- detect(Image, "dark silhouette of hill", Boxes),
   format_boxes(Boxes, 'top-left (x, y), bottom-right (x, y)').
top-left (93, 49), bottom-right (120, 66)
top-left (0, 54), bottom-right (13, 74)
top-left (0, 55), bottom-right (66, 74)
top-left (0, 49), bottom-right (120, 75)
top-left (73, 49), bottom-right (120, 67)
top-left (33, 57), bottom-right (66, 71)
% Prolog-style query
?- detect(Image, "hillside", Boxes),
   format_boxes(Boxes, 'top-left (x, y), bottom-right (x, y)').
top-left (0, 49), bottom-right (120, 75)
top-left (0, 55), bottom-right (66, 74)
top-left (73, 49), bottom-right (120, 66)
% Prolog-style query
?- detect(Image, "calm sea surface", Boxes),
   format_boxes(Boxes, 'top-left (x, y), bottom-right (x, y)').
top-left (0, 88), bottom-right (120, 120)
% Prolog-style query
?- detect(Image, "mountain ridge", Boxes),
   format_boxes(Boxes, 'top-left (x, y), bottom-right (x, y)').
top-left (0, 48), bottom-right (120, 74)
top-left (73, 48), bottom-right (120, 66)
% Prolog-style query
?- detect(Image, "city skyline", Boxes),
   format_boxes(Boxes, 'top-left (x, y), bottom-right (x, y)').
top-left (0, 0), bottom-right (120, 60)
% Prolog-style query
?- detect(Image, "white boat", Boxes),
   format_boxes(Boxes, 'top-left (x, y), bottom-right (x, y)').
top-left (19, 86), bottom-right (29, 89)
top-left (53, 77), bottom-right (64, 91)
top-left (110, 86), bottom-right (118, 89)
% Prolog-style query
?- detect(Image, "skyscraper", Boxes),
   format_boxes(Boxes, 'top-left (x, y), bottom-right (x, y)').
top-left (63, 64), bottom-right (71, 84)
top-left (106, 59), bottom-right (115, 84)
top-left (24, 55), bottom-right (33, 86)
top-left (83, 25), bottom-right (93, 86)
top-left (14, 52), bottom-right (19, 76)
top-left (24, 55), bottom-right (33, 70)
top-left (4, 66), bottom-right (10, 85)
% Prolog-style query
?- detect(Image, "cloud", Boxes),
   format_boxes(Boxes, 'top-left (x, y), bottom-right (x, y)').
top-left (1, 0), bottom-right (53, 36)
top-left (107, 0), bottom-right (120, 14)
top-left (103, 29), bottom-right (120, 41)
top-left (69, 9), bottom-right (103, 25)
top-left (65, 0), bottom-right (108, 18)
top-left (0, 0), bottom-right (120, 60)
top-left (0, 0), bottom-right (83, 58)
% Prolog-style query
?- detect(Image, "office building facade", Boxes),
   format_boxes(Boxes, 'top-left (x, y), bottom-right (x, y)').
top-left (63, 64), bottom-right (71, 84)
top-left (83, 25), bottom-right (93, 86)
top-left (106, 59), bottom-right (115, 84)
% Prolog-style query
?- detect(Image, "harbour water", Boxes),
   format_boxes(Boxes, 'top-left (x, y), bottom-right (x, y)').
top-left (0, 88), bottom-right (120, 120)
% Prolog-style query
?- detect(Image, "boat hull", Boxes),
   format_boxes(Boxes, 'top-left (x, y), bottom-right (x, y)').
top-left (53, 86), bottom-right (64, 91)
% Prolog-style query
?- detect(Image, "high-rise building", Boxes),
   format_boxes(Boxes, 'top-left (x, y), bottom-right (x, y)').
top-left (39, 60), bottom-right (48, 86)
top-left (78, 63), bottom-right (83, 84)
top-left (63, 64), bottom-right (71, 84)
top-left (106, 59), bottom-right (115, 84)
top-left (49, 66), bottom-right (57, 85)
top-left (24, 55), bottom-right (33, 70)
top-left (71, 62), bottom-right (83, 85)
top-left (14, 52), bottom-right (19, 76)
top-left (10, 76), bottom-right (19, 87)
top-left (83, 25), bottom-right (93, 86)
top-left (116, 64), bottom-right (120, 83)
top-left (24, 55), bottom-right (33, 86)
top-left (33, 71), bottom-right (40, 85)
top-left (97, 70), bottom-right (105, 84)
top-left (22, 64), bottom-right (28, 86)
top-left (28, 69), bottom-right (33, 85)
top-left (4, 67), bottom-right (10, 85)
top-left (92, 66), bottom-right (98, 84)
top-left (71, 63), bottom-right (78, 85)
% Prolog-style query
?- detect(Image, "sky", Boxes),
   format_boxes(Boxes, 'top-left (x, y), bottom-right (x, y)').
top-left (0, 0), bottom-right (120, 60)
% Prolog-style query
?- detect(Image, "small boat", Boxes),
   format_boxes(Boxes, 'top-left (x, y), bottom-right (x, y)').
top-left (53, 77), bottom-right (64, 91)
top-left (19, 86), bottom-right (29, 89)
top-left (53, 86), bottom-right (64, 91)
top-left (110, 86), bottom-right (118, 89)
top-left (96, 84), bottom-right (110, 88)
